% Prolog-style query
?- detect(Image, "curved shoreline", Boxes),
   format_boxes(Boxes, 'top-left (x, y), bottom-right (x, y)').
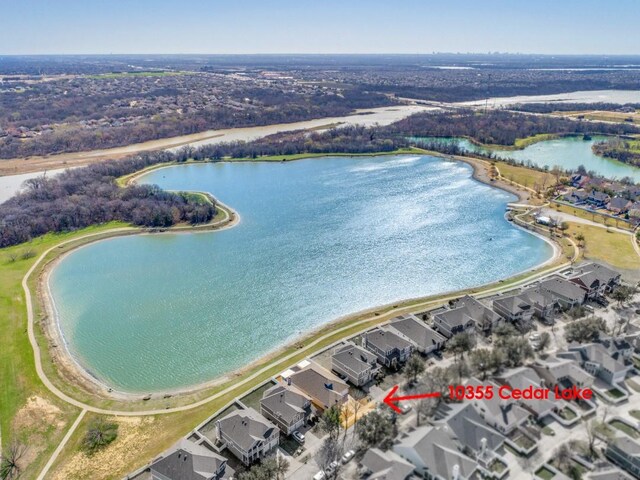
top-left (32, 152), bottom-right (566, 408)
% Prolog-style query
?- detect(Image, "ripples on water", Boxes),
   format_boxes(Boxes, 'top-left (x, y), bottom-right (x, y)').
top-left (50, 155), bottom-right (553, 392)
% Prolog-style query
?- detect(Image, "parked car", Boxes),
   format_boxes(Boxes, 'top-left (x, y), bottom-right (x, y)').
top-left (326, 460), bottom-right (339, 476)
top-left (313, 472), bottom-right (325, 480)
top-left (341, 449), bottom-right (355, 464)
top-left (292, 430), bottom-right (305, 444)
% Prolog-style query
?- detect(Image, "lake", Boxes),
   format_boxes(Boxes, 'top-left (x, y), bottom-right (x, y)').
top-left (416, 135), bottom-right (640, 182)
top-left (49, 155), bottom-right (553, 392)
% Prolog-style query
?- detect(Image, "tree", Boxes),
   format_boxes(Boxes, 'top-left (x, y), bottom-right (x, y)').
top-left (81, 418), bottom-right (119, 455)
top-left (355, 409), bottom-right (395, 451)
top-left (404, 354), bottom-right (425, 385)
top-left (611, 285), bottom-right (636, 307)
top-left (447, 332), bottom-right (475, 360)
top-left (535, 332), bottom-right (551, 353)
top-left (416, 396), bottom-right (440, 427)
top-left (565, 317), bottom-right (607, 343)
top-left (575, 233), bottom-right (585, 248)
top-left (496, 337), bottom-right (534, 368)
top-left (238, 456), bottom-right (290, 480)
top-left (315, 437), bottom-right (342, 478)
top-left (469, 349), bottom-right (493, 380)
top-left (0, 442), bottom-right (26, 480)
top-left (319, 405), bottom-right (342, 441)
top-left (493, 323), bottom-right (518, 339)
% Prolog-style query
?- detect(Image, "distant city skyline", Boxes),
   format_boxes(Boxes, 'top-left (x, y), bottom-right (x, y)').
top-left (3, 0), bottom-right (639, 55)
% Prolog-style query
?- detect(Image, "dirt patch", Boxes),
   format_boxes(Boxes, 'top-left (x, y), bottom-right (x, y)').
top-left (51, 416), bottom-right (157, 480)
top-left (11, 396), bottom-right (66, 470)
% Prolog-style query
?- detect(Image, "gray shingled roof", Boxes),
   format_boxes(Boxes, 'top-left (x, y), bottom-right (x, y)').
top-left (364, 329), bottom-right (413, 352)
top-left (217, 409), bottom-right (276, 452)
top-left (493, 293), bottom-right (532, 315)
top-left (360, 448), bottom-right (415, 480)
top-left (394, 425), bottom-right (479, 479)
top-left (289, 365), bottom-right (348, 408)
top-left (538, 277), bottom-right (586, 302)
top-left (260, 384), bottom-right (310, 426)
top-left (439, 403), bottom-right (505, 453)
top-left (388, 315), bottom-right (446, 350)
top-left (332, 344), bottom-right (377, 374)
top-left (150, 439), bottom-right (227, 480)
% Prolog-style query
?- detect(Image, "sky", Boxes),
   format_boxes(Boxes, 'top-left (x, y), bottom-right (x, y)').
top-left (3, 0), bottom-right (639, 55)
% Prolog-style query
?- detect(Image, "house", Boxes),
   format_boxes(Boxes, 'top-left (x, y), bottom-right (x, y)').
top-left (150, 439), bottom-right (231, 480)
top-left (331, 343), bottom-right (379, 387)
top-left (436, 403), bottom-right (505, 456)
top-left (215, 408), bottom-right (279, 466)
top-left (497, 367), bottom-right (557, 419)
top-left (520, 286), bottom-right (558, 322)
top-left (260, 383), bottom-right (311, 435)
top-left (493, 292), bottom-right (533, 325)
top-left (599, 337), bottom-right (634, 361)
top-left (492, 285), bottom-right (559, 326)
top-left (606, 435), bottom-right (640, 479)
top-left (586, 191), bottom-right (611, 208)
top-left (564, 343), bottom-right (632, 385)
top-left (563, 190), bottom-right (589, 204)
top-left (363, 329), bottom-right (413, 368)
top-left (359, 448), bottom-right (415, 480)
top-left (532, 355), bottom-right (595, 390)
top-left (570, 175), bottom-right (591, 189)
top-left (393, 425), bottom-right (481, 480)
top-left (288, 363), bottom-right (349, 410)
top-left (608, 197), bottom-right (632, 214)
top-left (537, 277), bottom-right (586, 309)
top-left (387, 314), bottom-right (446, 354)
top-left (570, 263), bottom-right (621, 299)
top-left (465, 378), bottom-right (531, 435)
top-left (433, 295), bottom-right (501, 337)
top-left (587, 468), bottom-right (635, 480)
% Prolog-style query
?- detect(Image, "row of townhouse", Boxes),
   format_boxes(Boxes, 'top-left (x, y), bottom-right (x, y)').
top-left (330, 263), bottom-right (621, 388)
top-left (331, 314), bottom-right (447, 386)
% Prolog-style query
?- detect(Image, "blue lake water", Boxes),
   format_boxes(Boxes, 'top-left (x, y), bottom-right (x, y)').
top-left (415, 136), bottom-right (640, 182)
top-left (49, 155), bottom-right (553, 392)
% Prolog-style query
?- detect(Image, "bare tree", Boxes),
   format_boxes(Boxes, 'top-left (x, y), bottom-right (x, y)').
top-left (0, 442), bottom-right (27, 480)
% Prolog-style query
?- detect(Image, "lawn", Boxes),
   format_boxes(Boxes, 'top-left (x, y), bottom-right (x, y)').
top-left (609, 419), bottom-right (640, 439)
top-left (495, 161), bottom-right (557, 191)
top-left (566, 223), bottom-right (640, 270)
top-left (550, 202), bottom-right (633, 231)
top-left (607, 387), bottom-right (626, 399)
top-left (559, 406), bottom-right (577, 421)
top-left (535, 466), bottom-right (557, 480)
top-left (0, 224), bottom-right (127, 478)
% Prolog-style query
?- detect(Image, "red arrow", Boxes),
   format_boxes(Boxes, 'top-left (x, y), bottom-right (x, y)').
top-left (383, 385), bottom-right (441, 414)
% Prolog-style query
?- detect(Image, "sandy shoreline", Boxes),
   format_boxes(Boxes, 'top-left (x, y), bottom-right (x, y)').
top-left (37, 152), bottom-right (559, 402)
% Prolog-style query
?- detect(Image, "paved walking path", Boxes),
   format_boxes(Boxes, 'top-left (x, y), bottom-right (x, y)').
top-left (37, 409), bottom-right (87, 480)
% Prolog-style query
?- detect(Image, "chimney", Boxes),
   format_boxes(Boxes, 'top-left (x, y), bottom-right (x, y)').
top-left (480, 437), bottom-right (487, 458)
top-left (452, 464), bottom-right (460, 480)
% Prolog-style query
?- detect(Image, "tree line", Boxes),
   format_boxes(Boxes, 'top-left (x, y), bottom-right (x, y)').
top-left (0, 153), bottom-right (215, 248)
top-left (3, 110), bottom-right (638, 248)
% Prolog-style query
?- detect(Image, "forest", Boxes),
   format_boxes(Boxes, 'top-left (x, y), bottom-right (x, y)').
top-left (386, 110), bottom-right (639, 146)
top-left (0, 154), bottom-right (215, 247)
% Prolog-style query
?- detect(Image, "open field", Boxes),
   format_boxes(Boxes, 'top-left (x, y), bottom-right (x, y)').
top-left (566, 222), bottom-right (640, 270)
top-left (554, 110), bottom-right (640, 125)
top-left (495, 160), bottom-right (557, 193)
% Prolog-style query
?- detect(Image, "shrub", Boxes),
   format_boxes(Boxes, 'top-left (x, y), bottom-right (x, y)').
top-left (81, 418), bottom-right (119, 455)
